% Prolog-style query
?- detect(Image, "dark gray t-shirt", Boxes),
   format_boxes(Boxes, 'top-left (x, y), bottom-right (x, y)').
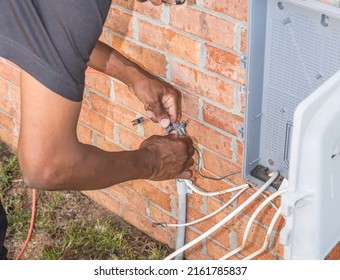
top-left (0, 0), bottom-right (111, 101)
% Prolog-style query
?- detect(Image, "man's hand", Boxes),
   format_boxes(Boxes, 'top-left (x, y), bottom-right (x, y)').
top-left (128, 72), bottom-right (179, 129)
top-left (88, 41), bottom-right (180, 130)
top-left (139, 134), bottom-right (195, 180)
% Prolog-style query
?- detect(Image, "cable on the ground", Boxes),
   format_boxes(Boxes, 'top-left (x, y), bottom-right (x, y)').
top-left (15, 188), bottom-right (37, 260)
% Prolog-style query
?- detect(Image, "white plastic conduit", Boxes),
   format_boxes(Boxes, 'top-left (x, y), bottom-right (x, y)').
top-left (164, 172), bottom-right (279, 260)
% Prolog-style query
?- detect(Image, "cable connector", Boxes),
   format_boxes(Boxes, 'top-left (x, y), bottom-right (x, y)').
top-left (166, 121), bottom-right (186, 136)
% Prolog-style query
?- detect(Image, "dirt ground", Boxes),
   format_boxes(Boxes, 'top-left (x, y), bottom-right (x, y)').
top-left (0, 141), bottom-right (170, 260)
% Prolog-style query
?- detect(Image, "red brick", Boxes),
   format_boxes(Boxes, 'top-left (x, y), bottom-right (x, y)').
top-left (184, 227), bottom-right (205, 259)
top-left (143, 120), bottom-right (163, 139)
top-left (111, 34), bottom-right (167, 77)
top-left (240, 92), bottom-right (246, 114)
top-left (0, 61), bottom-right (20, 85)
top-left (95, 133), bottom-right (121, 152)
top-left (181, 90), bottom-right (199, 119)
top-left (85, 68), bottom-right (111, 97)
top-left (79, 106), bottom-right (115, 139)
top-left (194, 175), bottom-right (234, 203)
top-left (171, 61), bottom-right (234, 108)
top-left (82, 190), bottom-right (121, 216)
top-left (206, 238), bottom-right (229, 259)
top-left (205, 44), bottom-right (246, 84)
top-left (203, 0), bottom-right (248, 22)
top-left (107, 184), bottom-right (147, 215)
top-left (124, 179), bottom-right (172, 211)
top-left (236, 140), bottom-right (243, 165)
top-left (123, 205), bottom-right (175, 248)
top-left (117, 125), bottom-right (145, 150)
top-left (202, 101), bottom-right (244, 137)
top-left (153, 180), bottom-right (178, 196)
top-left (0, 126), bottom-right (18, 150)
top-left (186, 192), bottom-right (204, 212)
top-left (325, 243), bottom-right (340, 259)
top-left (0, 110), bottom-right (15, 132)
top-left (76, 124), bottom-right (92, 145)
top-left (240, 27), bottom-right (248, 53)
top-left (99, 28), bottom-right (111, 45)
top-left (114, 82), bottom-right (145, 114)
top-left (0, 95), bottom-right (20, 121)
top-left (110, 1), bottom-right (162, 21)
top-left (90, 93), bottom-right (137, 130)
top-left (238, 241), bottom-right (275, 260)
top-left (138, 19), bottom-right (200, 64)
top-left (105, 7), bottom-right (134, 37)
top-left (169, 6), bottom-right (235, 49)
top-left (201, 150), bottom-right (242, 183)
top-left (9, 84), bottom-right (20, 104)
top-left (0, 79), bottom-right (9, 98)
top-left (149, 204), bottom-right (177, 235)
top-left (186, 119), bottom-right (233, 159)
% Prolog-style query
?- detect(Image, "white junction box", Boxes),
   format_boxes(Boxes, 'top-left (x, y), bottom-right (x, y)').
top-left (244, 0), bottom-right (340, 259)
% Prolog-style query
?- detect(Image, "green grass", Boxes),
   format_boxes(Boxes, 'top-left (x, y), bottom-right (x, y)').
top-left (0, 143), bottom-right (169, 260)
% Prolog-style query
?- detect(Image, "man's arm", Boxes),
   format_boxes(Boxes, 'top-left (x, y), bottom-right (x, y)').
top-left (18, 70), bottom-right (194, 191)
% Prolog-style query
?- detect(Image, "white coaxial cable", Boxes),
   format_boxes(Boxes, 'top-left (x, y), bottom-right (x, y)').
top-left (184, 179), bottom-right (249, 196)
top-left (156, 185), bottom-right (249, 228)
top-left (219, 188), bottom-right (286, 260)
top-left (243, 206), bottom-right (283, 260)
top-left (164, 172), bottom-right (279, 260)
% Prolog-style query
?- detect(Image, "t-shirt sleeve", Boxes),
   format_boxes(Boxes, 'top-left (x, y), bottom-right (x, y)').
top-left (0, 0), bottom-right (111, 102)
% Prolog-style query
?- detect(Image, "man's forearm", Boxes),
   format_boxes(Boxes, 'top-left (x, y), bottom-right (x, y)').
top-left (87, 41), bottom-right (143, 87)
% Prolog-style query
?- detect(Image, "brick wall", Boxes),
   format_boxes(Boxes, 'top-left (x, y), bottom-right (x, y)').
top-left (1, 0), bottom-right (340, 260)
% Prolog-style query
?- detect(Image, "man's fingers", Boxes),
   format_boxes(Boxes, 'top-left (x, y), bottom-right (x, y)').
top-left (177, 169), bottom-right (193, 180)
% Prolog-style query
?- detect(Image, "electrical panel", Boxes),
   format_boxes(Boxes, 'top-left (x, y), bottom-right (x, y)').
top-left (244, 0), bottom-right (340, 188)
top-left (244, 0), bottom-right (340, 259)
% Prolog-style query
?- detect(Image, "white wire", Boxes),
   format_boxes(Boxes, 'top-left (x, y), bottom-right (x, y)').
top-left (164, 172), bottom-right (279, 260)
top-left (243, 206), bottom-right (283, 260)
top-left (160, 186), bottom-right (249, 227)
top-left (184, 179), bottom-right (249, 196)
top-left (219, 188), bottom-right (286, 260)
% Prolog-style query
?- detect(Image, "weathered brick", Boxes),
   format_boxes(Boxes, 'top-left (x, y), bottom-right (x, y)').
top-left (203, 0), bottom-right (248, 22)
top-left (169, 5), bottom-right (235, 49)
top-left (202, 101), bottom-right (244, 137)
top-left (240, 27), bottom-right (248, 53)
top-left (149, 204), bottom-right (177, 235)
top-left (125, 179), bottom-right (172, 211)
top-left (105, 7), bottom-right (134, 37)
top-left (0, 110), bottom-right (15, 132)
top-left (123, 205), bottom-right (174, 248)
top-left (201, 149), bottom-right (242, 183)
top-left (107, 183), bottom-right (147, 215)
top-left (0, 79), bottom-right (9, 98)
top-left (171, 61), bottom-right (234, 108)
top-left (206, 238), bottom-right (229, 259)
top-left (85, 68), bottom-right (111, 97)
top-left (117, 125), bottom-right (145, 150)
top-left (82, 190), bottom-right (121, 216)
top-left (205, 44), bottom-right (246, 84)
top-left (79, 106), bottom-right (115, 139)
top-left (114, 82), bottom-right (145, 114)
top-left (95, 133), bottom-right (122, 152)
top-left (186, 119), bottom-right (233, 159)
top-left (181, 90), bottom-right (200, 119)
top-left (0, 60), bottom-right (20, 85)
top-left (0, 126), bottom-right (18, 150)
top-left (111, 34), bottom-right (167, 77)
top-left (76, 124), bottom-right (92, 145)
top-left (138, 19), bottom-right (200, 64)
top-left (0, 95), bottom-right (20, 121)
top-left (90, 92), bottom-right (137, 130)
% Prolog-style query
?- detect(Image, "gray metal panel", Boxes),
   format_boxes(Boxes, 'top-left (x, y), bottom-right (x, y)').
top-left (244, 0), bottom-right (340, 185)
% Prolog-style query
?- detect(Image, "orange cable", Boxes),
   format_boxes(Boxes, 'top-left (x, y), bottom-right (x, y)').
top-left (15, 188), bottom-right (36, 260)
